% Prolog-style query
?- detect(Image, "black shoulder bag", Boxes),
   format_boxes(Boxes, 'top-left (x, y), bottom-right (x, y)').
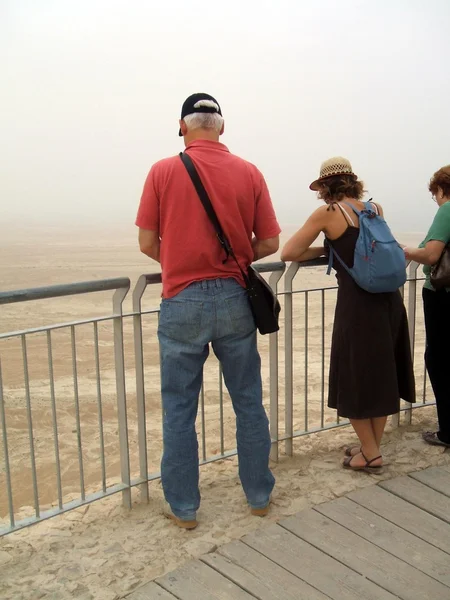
top-left (430, 243), bottom-right (450, 290)
top-left (179, 152), bottom-right (280, 335)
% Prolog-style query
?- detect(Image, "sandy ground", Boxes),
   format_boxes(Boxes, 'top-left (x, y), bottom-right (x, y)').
top-left (0, 224), bottom-right (441, 600)
top-left (0, 409), bottom-right (449, 600)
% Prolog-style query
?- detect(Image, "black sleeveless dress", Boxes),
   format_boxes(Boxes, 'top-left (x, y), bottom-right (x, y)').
top-left (327, 226), bottom-right (416, 419)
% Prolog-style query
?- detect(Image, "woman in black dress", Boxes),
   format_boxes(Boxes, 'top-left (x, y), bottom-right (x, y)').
top-left (281, 157), bottom-right (416, 473)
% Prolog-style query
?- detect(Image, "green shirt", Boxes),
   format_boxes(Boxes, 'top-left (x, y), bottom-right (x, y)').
top-left (420, 201), bottom-right (450, 290)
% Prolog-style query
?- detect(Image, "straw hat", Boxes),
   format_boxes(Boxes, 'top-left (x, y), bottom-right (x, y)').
top-left (309, 156), bottom-right (357, 191)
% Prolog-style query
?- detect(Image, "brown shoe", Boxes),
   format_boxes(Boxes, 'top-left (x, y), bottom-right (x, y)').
top-left (251, 505), bottom-right (270, 517)
top-left (166, 513), bottom-right (198, 529)
top-left (164, 506), bottom-right (198, 530)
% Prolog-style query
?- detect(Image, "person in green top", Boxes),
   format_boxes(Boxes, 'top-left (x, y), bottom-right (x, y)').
top-left (404, 165), bottom-right (450, 448)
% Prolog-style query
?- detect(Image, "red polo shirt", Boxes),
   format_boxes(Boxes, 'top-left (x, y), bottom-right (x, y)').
top-left (136, 140), bottom-right (280, 298)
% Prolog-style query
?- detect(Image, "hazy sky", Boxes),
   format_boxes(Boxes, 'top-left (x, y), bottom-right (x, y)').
top-left (2, 0), bottom-right (449, 232)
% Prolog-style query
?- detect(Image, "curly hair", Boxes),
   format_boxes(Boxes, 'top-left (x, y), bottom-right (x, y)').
top-left (429, 165), bottom-right (450, 197)
top-left (317, 175), bottom-right (366, 204)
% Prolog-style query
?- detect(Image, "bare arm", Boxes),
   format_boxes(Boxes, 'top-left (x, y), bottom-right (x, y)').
top-left (293, 246), bottom-right (327, 261)
top-left (404, 240), bottom-right (445, 266)
top-left (252, 235), bottom-right (279, 261)
top-left (281, 208), bottom-right (327, 262)
top-left (138, 228), bottom-right (161, 263)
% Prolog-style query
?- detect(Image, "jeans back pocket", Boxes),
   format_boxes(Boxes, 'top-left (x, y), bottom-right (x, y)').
top-left (158, 299), bottom-right (203, 343)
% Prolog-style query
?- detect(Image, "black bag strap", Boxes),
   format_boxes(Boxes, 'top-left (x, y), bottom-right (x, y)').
top-left (179, 152), bottom-right (250, 284)
top-left (179, 152), bottom-right (232, 260)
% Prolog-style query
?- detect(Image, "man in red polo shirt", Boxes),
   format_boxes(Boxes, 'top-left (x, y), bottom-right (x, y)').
top-left (136, 93), bottom-right (280, 529)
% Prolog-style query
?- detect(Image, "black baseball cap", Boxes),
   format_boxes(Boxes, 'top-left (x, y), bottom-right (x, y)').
top-left (178, 92), bottom-right (222, 136)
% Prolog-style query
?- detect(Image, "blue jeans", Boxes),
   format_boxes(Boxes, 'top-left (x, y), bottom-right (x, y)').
top-left (157, 277), bottom-right (274, 521)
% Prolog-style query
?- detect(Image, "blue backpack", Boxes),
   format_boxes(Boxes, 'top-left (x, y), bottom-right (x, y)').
top-left (327, 201), bottom-right (407, 293)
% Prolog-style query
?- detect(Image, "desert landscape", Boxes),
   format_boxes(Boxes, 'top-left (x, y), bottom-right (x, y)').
top-left (0, 223), bottom-right (448, 600)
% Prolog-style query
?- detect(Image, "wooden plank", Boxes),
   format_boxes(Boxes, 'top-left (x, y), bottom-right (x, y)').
top-left (380, 476), bottom-right (450, 523)
top-left (315, 497), bottom-right (450, 587)
top-left (156, 560), bottom-right (255, 600)
top-left (243, 523), bottom-right (397, 600)
top-left (281, 509), bottom-right (450, 600)
top-left (202, 540), bottom-right (328, 600)
top-left (126, 581), bottom-right (178, 599)
top-left (348, 485), bottom-right (450, 555)
top-left (409, 466), bottom-right (450, 498)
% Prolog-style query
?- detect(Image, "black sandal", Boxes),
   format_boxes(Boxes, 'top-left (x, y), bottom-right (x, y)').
top-left (343, 450), bottom-right (384, 474)
top-left (344, 445), bottom-right (361, 457)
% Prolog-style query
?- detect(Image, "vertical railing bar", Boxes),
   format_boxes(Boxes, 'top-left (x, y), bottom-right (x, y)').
top-left (47, 331), bottom-right (63, 509)
top-left (22, 335), bottom-right (40, 517)
top-left (284, 262), bottom-right (298, 457)
top-left (321, 289), bottom-right (325, 429)
top-left (93, 322), bottom-right (107, 494)
top-left (71, 326), bottom-right (85, 501)
top-left (269, 268), bottom-right (285, 462)
top-left (0, 358), bottom-right (15, 527)
top-left (201, 381), bottom-right (206, 462)
top-left (405, 262), bottom-right (418, 425)
top-left (219, 365), bottom-right (224, 455)
top-left (112, 286), bottom-right (131, 509)
top-left (269, 325), bottom-right (279, 462)
top-left (132, 275), bottom-right (149, 502)
top-left (304, 291), bottom-right (309, 432)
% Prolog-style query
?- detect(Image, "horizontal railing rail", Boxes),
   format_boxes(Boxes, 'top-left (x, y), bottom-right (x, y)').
top-left (0, 278), bottom-right (130, 305)
top-left (0, 259), bottom-right (431, 536)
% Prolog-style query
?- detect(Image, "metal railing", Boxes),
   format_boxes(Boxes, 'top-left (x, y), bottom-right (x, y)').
top-left (0, 278), bottom-right (135, 533)
top-left (0, 260), bottom-right (432, 536)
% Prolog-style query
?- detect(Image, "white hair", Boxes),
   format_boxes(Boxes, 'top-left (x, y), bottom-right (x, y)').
top-left (194, 99), bottom-right (219, 111)
top-left (183, 99), bottom-right (224, 132)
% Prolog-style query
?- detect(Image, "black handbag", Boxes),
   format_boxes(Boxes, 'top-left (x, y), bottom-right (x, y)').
top-left (430, 244), bottom-right (450, 290)
top-left (179, 152), bottom-right (280, 335)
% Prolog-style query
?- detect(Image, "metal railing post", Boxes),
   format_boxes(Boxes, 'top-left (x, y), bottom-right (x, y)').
top-left (284, 262), bottom-right (300, 456)
top-left (0, 359), bottom-right (15, 528)
top-left (93, 321), bottom-right (107, 494)
top-left (113, 284), bottom-right (132, 509)
top-left (268, 266), bottom-right (285, 462)
top-left (392, 261), bottom-right (419, 428)
top-left (132, 275), bottom-right (150, 503)
top-left (71, 325), bottom-right (85, 501)
top-left (22, 335), bottom-right (40, 517)
top-left (47, 331), bottom-right (63, 509)
top-left (406, 261), bottom-right (419, 425)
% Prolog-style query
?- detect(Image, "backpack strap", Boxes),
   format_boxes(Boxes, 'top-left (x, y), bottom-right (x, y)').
top-left (342, 201), bottom-right (362, 217)
top-left (335, 203), bottom-right (356, 227)
top-left (365, 200), bottom-right (379, 214)
top-left (326, 241), bottom-right (354, 278)
top-left (325, 239), bottom-right (333, 275)
top-left (344, 199), bottom-right (379, 217)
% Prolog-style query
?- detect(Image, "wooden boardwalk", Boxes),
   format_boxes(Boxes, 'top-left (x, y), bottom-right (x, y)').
top-left (127, 466), bottom-right (450, 600)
